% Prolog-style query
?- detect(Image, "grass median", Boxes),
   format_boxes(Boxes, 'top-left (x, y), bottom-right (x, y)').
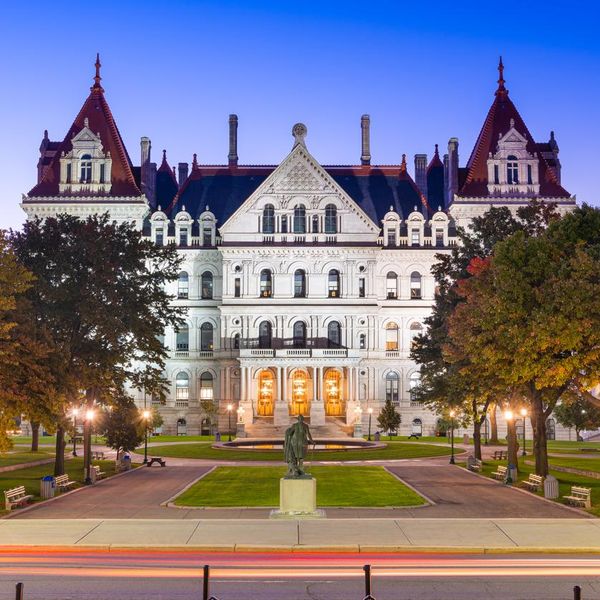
top-left (0, 451), bottom-right (54, 468)
top-left (141, 441), bottom-right (453, 462)
top-left (174, 465), bottom-right (426, 508)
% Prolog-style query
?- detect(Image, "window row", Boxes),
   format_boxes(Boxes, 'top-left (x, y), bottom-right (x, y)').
top-left (175, 371), bottom-right (214, 401)
top-left (177, 271), bottom-right (214, 299)
top-left (385, 371), bottom-right (421, 404)
top-left (261, 204), bottom-right (338, 234)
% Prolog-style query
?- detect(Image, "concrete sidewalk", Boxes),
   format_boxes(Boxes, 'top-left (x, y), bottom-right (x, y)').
top-left (1, 518), bottom-right (600, 553)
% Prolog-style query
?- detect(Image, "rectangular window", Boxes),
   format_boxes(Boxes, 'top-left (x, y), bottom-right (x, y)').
top-left (527, 164), bottom-right (533, 185)
top-left (203, 227), bottom-right (212, 246)
top-left (99, 164), bottom-right (105, 183)
top-left (358, 278), bottom-right (365, 298)
top-left (180, 229), bottom-right (188, 247)
top-left (234, 278), bottom-right (241, 298)
top-left (435, 229), bottom-right (444, 247)
top-left (494, 164), bottom-right (499, 184)
top-left (66, 163), bottom-right (72, 183)
top-left (281, 215), bottom-right (288, 233)
top-left (387, 230), bottom-right (396, 247)
top-left (411, 229), bottom-right (420, 246)
top-left (155, 228), bottom-right (164, 246)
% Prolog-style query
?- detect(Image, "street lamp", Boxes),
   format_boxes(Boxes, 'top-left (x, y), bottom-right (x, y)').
top-left (227, 404), bottom-right (233, 441)
top-left (84, 409), bottom-right (95, 485)
top-left (504, 409), bottom-right (514, 484)
top-left (71, 407), bottom-right (79, 457)
top-left (520, 408), bottom-right (527, 457)
top-left (449, 409), bottom-right (456, 465)
top-left (367, 407), bottom-right (373, 441)
top-left (237, 405), bottom-right (245, 423)
top-left (142, 409), bottom-right (151, 464)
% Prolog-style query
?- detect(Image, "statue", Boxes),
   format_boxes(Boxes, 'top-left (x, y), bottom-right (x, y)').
top-left (284, 415), bottom-right (315, 478)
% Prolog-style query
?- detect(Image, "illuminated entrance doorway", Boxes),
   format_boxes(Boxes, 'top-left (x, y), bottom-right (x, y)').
top-left (257, 370), bottom-right (274, 416)
top-left (290, 369), bottom-right (309, 416)
top-left (325, 369), bottom-right (344, 416)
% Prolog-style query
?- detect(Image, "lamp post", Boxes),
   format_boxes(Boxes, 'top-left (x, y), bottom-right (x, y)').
top-left (367, 407), bottom-right (373, 441)
top-left (142, 409), bottom-right (151, 464)
top-left (84, 409), bottom-right (95, 485)
top-left (71, 407), bottom-right (79, 457)
top-left (449, 410), bottom-right (456, 465)
top-left (520, 408), bottom-right (527, 457)
top-left (504, 409), bottom-right (514, 484)
top-left (227, 404), bottom-right (233, 441)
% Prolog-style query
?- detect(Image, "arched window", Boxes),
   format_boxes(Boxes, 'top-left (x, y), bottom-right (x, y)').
top-left (312, 214), bottom-right (319, 233)
top-left (175, 372), bottom-right (189, 400)
top-left (325, 204), bottom-right (337, 234)
top-left (258, 370), bottom-right (275, 416)
top-left (507, 155), bottom-right (519, 185)
top-left (410, 272), bottom-right (422, 299)
top-left (409, 371), bottom-right (421, 402)
top-left (327, 321), bottom-right (341, 348)
top-left (386, 272), bottom-right (398, 299)
top-left (201, 271), bottom-right (213, 299)
top-left (359, 333), bottom-right (366, 349)
top-left (546, 418), bottom-right (556, 441)
top-left (386, 372), bottom-right (399, 404)
top-left (293, 204), bottom-right (306, 233)
top-left (258, 321), bottom-right (272, 349)
top-left (386, 322), bottom-right (399, 351)
top-left (260, 269), bottom-right (273, 297)
top-left (294, 269), bottom-right (306, 298)
top-left (411, 418), bottom-right (423, 436)
top-left (200, 322), bottom-right (214, 351)
top-left (232, 333), bottom-right (240, 350)
top-left (80, 154), bottom-right (92, 183)
top-left (176, 325), bottom-right (189, 351)
top-left (410, 322), bottom-right (423, 347)
top-left (262, 204), bottom-right (275, 233)
top-left (328, 269), bottom-right (340, 298)
top-left (178, 272), bottom-right (189, 299)
top-left (199, 372), bottom-right (213, 400)
top-left (293, 321), bottom-right (307, 348)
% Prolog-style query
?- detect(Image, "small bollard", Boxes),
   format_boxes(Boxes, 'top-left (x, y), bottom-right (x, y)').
top-left (363, 564), bottom-right (376, 600)
top-left (15, 583), bottom-right (24, 600)
top-left (574, 585), bottom-right (582, 600)
top-left (202, 565), bottom-right (220, 600)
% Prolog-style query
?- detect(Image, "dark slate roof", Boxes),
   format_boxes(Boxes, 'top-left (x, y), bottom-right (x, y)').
top-left (426, 145), bottom-right (445, 211)
top-left (166, 162), bottom-right (432, 228)
top-left (155, 150), bottom-right (179, 210)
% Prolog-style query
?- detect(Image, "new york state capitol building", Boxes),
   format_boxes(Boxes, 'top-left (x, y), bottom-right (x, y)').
top-left (21, 57), bottom-right (578, 439)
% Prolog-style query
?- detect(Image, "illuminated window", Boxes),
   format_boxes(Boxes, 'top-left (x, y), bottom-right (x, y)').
top-left (175, 372), bottom-right (189, 400)
top-left (410, 272), bottom-right (422, 299)
top-left (325, 369), bottom-right (343, 416)
top-left (386, 272), bottom-right (398, 299)
top-left (258, 370), bottom-right (274, 415)
top-left (200, 322), bottom-right (213, 351)
top-left (385, 372), bottom-right (399, 404)
top-left (328, 269), bottom-right (340, 297)
top-left (260, 269), bottom-right (272, 297)
top-left (386, 322), bottom-right (399, 351)
top-left (199, 372), bottom-right (213, 400)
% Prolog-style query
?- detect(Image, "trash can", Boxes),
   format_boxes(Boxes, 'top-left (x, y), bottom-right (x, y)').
top-left (40, 475), bottom-right (55, 499)
top-left (215, 432), bottom-right (221, 442)
top-left (122, 454), bottom-right (131, 471)
top-left (374, 431), bottom-right (381, 442)
top-left (544, 474), bottom-right (559, 499)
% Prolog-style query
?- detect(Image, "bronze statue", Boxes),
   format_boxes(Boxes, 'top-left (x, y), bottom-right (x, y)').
top-left (284, 415), bottom-right (315, 478)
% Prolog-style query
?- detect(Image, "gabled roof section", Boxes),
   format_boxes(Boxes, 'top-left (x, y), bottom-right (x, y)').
top-left (155, 150), bottom-right (179, 209)
top-left (28, 55), bottom-right (141, 198)
top-left (459, 58), bottom-right (570, 198)
top-left (426, 145), bottom-right (445, 210)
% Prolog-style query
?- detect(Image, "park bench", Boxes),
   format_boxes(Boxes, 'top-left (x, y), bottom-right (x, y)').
top-left (563, 486), bottom-right (592, 509)
top-left (467, 456), bottom-right (482, 472)
top-left (492, 465), bottom-right (507, 481)
top-left (492, 450), bottom-right (507, 460)
top-left (407, 433), bottom-right (422, 440)
top-left (522, 473), bottom-right (544, 492)
top-left (92, 465), bottom-right (106, 480)
top-left (55, 474), bottom-right (76, 492)
top-left (147, 457), bottom-right (166, 467)
top-left (92, 451), bottom-right (105, 460)
top-left (4, 486), bottom-right (33, 511)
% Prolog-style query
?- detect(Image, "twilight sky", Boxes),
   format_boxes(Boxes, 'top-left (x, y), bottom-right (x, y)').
top-left (0, 0), bottom-right (598, 230)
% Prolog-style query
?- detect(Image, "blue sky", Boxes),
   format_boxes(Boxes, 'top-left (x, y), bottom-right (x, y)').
top-left (0, 0), bottom-right (597, 229)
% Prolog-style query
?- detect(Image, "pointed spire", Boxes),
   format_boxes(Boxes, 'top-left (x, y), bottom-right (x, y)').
top-left (91, 53), bottom-right (104, 93)
top-left (400, 154), bottom-right (407, 174)
top-left (161, 149), bottom-right (167, 165)
top-left (434, 143), bottom-right (439, 157)
top-left (192, 153), bottom-right (198, 170)
top-left (495, 56), bottom-right (508, 98)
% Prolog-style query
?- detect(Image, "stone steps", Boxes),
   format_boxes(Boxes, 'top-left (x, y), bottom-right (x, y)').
top-left (245, 416), bottom-right (351, 439)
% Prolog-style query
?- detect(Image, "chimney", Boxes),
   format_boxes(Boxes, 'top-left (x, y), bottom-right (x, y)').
top-left (228, 114), bottom-right (238, 167)
top-left (178, 162), bottom-right (189, 188)
top-left (414, 154), bottom-right (428, 200)
top-left (361, 114), bottom-right (371, 166)
top-left (447, 138), bottom-right (459, 205)
top-left (140, 137), bottom-right (155, 205)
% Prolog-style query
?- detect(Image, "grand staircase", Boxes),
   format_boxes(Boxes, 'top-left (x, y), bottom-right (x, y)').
top-left (244, 416), bottom-right (352, 439)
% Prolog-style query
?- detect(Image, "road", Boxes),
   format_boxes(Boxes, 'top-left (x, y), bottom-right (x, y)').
top-left (0, 550), bottom-right (599, 599)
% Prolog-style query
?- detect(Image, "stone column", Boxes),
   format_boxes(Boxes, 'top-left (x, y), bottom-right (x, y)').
top-left (309, 365), bottom-right (325, 427)
top-left (238, 366), bottom-right (253, 426)
top-left (274, 365), bottom-right (289, 427)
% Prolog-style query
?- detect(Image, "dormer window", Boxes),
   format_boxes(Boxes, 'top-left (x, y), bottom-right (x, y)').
top-left (155, 228), bottom-right (164, 246)
top-left (507, 155), bottom-right (519, 185)
top-left (80, 154), bottom-right (92, 183)
top-left (179, 228), bottom-right (188, 247)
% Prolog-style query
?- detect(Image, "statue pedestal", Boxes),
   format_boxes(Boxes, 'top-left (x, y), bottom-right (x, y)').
top-left (270, 477), bottom-right (325, 518)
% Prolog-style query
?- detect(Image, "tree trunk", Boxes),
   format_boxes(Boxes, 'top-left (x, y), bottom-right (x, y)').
top-left (489, 403), bottom-right (499, 443)
top-left (506, 418), bottom-right (519, 476)
top-left (54, 426), bottom-right (66, 476)
top-left (530, 391), bottom-right (549, 476)
top-left (31, 422), bottom-right (40, 452)
top-left (473, 419), bottom-right (482, 460)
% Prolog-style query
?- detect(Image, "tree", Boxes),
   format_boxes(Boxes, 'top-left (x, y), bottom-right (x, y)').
top-left (554, 397), bottom-right (600, 441)
top-left (200, 399), bottom-right (219, 434)
top-left (411, 202), bottom-right (559, 459)
top-left (377, 399), bottom-right (401, 439)
top-left (98, 400), bottom-right (144, 460)
top-left (444, 205), bottom-right (600, 475)
top-left (9, 214), bottom-right (185, 474)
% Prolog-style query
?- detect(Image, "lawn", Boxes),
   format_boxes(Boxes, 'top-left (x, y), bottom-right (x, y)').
top-left (174, 466), bottom-right (426, 508)
top-left (479, 457), bottom-right (600, 517)
top-left (149, 435), bottom-right (219, 443)
top-left (142, 441), bottom-right (454, 461)
top-left (9, 436), bottom-right (57, 446)
top-left (547, 457), bottom-right (600, 474)
top-left (0, 451), bottom-right (54, 468)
